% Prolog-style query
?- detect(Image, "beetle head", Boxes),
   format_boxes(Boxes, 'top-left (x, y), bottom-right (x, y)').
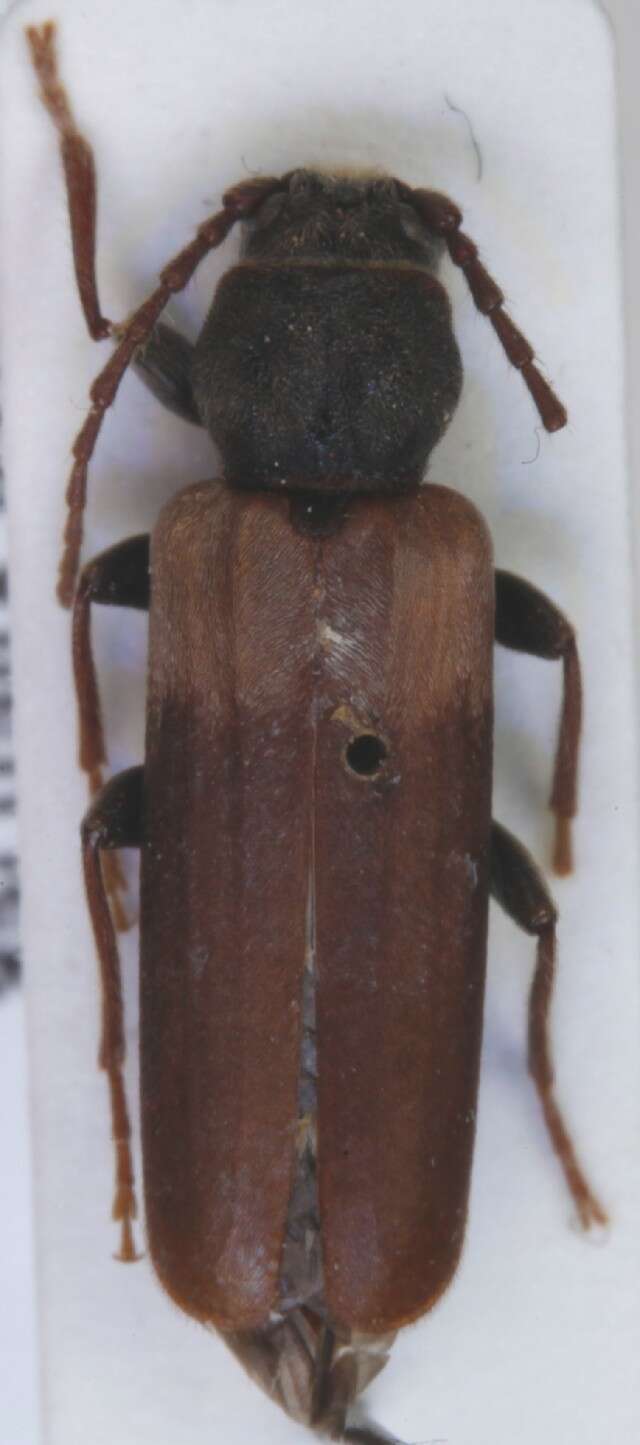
top-left (240, 170), bottom-right (444, 267)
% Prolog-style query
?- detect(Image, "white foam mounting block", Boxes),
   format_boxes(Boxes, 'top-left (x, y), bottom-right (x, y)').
top-left (2, 1), bottom-right (639, 1443)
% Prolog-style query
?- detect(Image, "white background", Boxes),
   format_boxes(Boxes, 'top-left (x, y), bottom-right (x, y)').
top-left (1, 1), bottom-right (639, 1443)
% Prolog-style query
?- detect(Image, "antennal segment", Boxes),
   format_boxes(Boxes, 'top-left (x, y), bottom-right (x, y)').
top-left (412, 187), bottom-right (568, 434)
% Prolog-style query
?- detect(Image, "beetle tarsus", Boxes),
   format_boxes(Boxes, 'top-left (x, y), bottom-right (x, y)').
top-left (112, 1134), bottom-right (142, 1263)
top-left (114, 1214), bottom-right (142, 1265)
top-left (534, 1082), bottom-right (608, 1230)
top-left (112, 1182), bottom-right (136, 1221)
top-left (113, 1160), bottom-right (142, 1261)
top-left (529, 927), bottom-right (608, 1229)
top-left (490, 827), bottom-right (607, 1227)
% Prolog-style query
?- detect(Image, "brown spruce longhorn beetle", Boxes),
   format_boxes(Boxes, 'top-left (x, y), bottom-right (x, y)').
top-left (27, 21), bottom-right (606, 1445)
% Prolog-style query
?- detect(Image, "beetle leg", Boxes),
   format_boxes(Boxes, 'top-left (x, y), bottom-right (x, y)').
top-left (26, 23), bottom-right (109, 341)
top-left (490, 820), bottom-right (607, 1228)
top-left (22, 15), bottom-right (201, 440)
top-left (73, 536), bottom-right (149, 930)
top-left (82, 766), bottom-right (144, 1263)
top-left (25, 17), bottom-right (220, 435)
top-left (495, 570), bottom-right (581, 876)
top-left (27, 23), bottom-right (240, 605)
top-left (73, 535), bottom-right (150, 788)
top-left (133, 321), bottom-right (202, 425)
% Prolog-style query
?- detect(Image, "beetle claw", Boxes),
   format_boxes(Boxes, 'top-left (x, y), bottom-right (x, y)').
top-left (536, 1082), bottom-right (608, 1230)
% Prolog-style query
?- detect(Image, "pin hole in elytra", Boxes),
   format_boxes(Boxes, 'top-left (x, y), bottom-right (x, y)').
top-left (344, 733), bottom-right (388, 778)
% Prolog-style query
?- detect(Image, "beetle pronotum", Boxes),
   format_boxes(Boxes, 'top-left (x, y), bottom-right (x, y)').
top-left (26, 20), bottom-right (607, 1445)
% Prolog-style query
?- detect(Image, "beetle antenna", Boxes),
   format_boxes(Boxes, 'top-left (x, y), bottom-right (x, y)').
top-left (26, 24), bottom-right (284, 606)
top-left (411, 188), bottom-right (568, 434)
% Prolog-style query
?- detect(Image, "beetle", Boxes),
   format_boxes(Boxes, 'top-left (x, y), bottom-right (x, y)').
top-left (27, 22), bottom-right (606, 1445)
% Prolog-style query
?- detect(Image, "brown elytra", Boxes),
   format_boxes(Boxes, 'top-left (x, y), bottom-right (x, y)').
top-left (141, 483), bottom-right (493, 1333)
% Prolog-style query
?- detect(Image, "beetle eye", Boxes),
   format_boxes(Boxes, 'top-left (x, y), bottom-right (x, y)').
top-left (254, 191), bottom-right (287, 228)
top-left (370, 177), bottom-right (398, 203)
top-left (288, 169), bottom-right (315, 199)
top-left (398, 203), bottom-right (428, 243)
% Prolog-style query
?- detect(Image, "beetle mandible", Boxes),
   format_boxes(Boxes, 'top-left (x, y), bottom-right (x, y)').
top-left (27, 22), bottom-right (606, 1445)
